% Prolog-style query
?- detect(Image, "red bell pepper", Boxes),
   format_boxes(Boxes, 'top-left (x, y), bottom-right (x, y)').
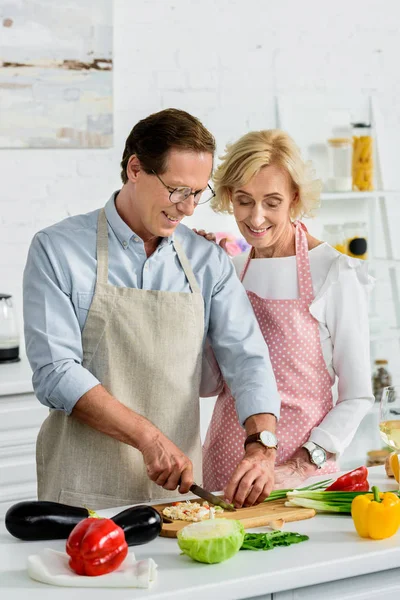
top-left (66, 518), bottom-right (128, 576)
top-left (340, 480), bottom-right (369, 492)
top-left (325, 466), bottom-right (369, 492)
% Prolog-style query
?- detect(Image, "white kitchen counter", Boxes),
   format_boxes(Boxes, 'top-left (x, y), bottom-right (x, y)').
top-left (1, 466), bottom-right (400, 600)
top-left (0, 354), bottom-right (33, 396)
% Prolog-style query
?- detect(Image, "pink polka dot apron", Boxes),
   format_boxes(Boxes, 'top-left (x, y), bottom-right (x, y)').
top-left (203, 221), bottom-right (339, 491)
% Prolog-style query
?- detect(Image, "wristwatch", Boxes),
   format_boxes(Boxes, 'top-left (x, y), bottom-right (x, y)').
top-left (244, 430), bottom-right (278, 450)
top-left (302, 441), bottom-right (327, 469)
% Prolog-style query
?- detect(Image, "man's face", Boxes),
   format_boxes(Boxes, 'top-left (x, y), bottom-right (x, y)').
top-left (128, 149), bottom-right (213, 240)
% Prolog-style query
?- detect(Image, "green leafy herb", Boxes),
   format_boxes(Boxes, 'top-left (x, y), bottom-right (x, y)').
top-left (240, 530), bottom-right (309, 551)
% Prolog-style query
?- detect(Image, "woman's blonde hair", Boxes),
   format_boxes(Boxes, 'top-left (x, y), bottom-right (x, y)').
top-left (211, 129), bottom-right (322, 220)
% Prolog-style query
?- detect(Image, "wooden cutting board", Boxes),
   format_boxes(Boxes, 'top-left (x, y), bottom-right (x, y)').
top-left (153, 499), bottom-right (316, 538)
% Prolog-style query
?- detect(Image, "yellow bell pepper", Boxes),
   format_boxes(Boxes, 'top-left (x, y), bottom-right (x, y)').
top-left (351, 486), bottom-right (400, 540)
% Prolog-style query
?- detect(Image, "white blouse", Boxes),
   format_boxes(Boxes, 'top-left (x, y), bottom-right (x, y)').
top-left (202, 243), bottom-right (375, 456)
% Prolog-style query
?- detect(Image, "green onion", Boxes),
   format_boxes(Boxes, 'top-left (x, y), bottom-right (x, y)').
top-left (285, 498), bottom-right (352, 513)
top-left (264, 479), bottom-right (334, 503)
top-left (285, 489), bottom-right (400, 514)
top-left (288, 490), bottom-right (371, 501)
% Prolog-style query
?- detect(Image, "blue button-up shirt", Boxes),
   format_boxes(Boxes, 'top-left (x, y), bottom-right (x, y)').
top-left (23, 194), bottom-right (280, 425)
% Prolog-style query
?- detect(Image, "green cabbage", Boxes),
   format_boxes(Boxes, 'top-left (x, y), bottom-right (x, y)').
top-left (177, 519), bottom-right (245, 564)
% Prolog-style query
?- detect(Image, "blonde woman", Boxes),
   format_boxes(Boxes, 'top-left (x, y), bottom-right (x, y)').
top-left (201, 130), bottom-right (374, 503)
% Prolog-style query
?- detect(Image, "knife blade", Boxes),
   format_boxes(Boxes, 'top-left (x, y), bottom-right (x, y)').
top-left (189, 483), bottom-right (236, 511)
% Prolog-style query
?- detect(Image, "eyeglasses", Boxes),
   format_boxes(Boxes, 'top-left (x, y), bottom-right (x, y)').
top-left (151, 170), bottom-right (215, 206)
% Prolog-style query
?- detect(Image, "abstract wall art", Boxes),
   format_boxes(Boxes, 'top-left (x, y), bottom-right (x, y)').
top-left (0, 0), bottom-right (112, 148)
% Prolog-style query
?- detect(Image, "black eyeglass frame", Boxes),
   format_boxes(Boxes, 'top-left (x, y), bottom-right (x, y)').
top-left (151, 170), bottom-right (215, 206)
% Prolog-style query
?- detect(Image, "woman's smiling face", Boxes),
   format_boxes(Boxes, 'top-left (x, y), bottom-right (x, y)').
top-left (231, 163), bottom-right (298, 251)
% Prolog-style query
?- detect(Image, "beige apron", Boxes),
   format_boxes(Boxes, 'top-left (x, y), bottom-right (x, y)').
top-left (37, 209), bottom-right (204, 509)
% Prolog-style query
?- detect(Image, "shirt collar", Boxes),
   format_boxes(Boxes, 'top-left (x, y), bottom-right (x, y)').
top-left (104, 191), bottom-right (175, 249)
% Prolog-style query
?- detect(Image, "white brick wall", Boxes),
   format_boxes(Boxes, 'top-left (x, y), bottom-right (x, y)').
top-left (1, 0), bottom-right (400, 380)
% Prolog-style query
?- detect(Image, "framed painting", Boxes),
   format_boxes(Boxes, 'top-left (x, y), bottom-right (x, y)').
top-left (0, 0), bottom-right (112, 148)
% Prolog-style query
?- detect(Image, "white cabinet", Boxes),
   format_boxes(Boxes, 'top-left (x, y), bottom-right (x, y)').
top-left (272, 566), bottom-right (400, 599)
top-left (0, 391), bottom-right (48, 517)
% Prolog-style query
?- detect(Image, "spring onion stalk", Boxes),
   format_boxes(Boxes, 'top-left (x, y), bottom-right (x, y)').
top-left (264, 479), bottom-right (334, 503)
top-left (285, 498), bottom-right (352, 513)
top-left (288, 490), bottom-right (371, 501)
top-left (285, 489), bottom-right (400, 514)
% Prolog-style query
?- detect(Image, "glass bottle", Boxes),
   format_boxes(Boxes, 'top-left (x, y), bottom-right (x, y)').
top-left (322, 224), bottom-right (346, 254)
top-left (372, 359), bottom-right (392, 403)
top-left (352, 123), bottom-right (374, 191)
top-left (344, 222), bottom-right (368, 260)
top-left (327, 138), bottom-right (352, 192)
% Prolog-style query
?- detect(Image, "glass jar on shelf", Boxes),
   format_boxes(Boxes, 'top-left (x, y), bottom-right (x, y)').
top-left (352, 123), bottom-right (374, 191)
top-left (344, 222), bottom-right (368, 260)
top-left (327, 138), bottom-right (353, 192)
top-left (372, 359), bottom-right (393, 403)
top-left (322, 224), bottom-right (346, 253)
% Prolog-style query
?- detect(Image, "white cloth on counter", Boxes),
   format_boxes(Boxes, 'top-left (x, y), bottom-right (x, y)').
top-left (27, 548), bottom-right (157, 588)
top-left (202, 243), bottom-right (375, 456)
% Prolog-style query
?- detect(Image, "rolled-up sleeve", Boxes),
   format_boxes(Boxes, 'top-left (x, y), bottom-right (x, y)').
top-left (23, 232), bottom-right (100, 413)
top-left (207, 248), bottom-right (280, 425)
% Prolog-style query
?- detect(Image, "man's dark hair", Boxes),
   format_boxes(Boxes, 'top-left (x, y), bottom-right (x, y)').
top-left (120, 108), bottom-right (216, 183)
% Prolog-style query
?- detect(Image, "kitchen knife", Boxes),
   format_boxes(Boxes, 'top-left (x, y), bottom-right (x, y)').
top-left (190, 483), bottom-right (236, 511)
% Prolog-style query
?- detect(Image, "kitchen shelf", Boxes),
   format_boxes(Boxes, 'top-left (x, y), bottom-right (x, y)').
top-left (370, 327), bottom-right (400, 343)
top-left (321, 190), bottom-right (400, 201)
top-left (369, 258), bottom-right (400, 268)
top-left (319, 187), bottom-right (400, 349)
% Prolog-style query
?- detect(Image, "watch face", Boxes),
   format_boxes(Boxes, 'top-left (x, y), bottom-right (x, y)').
top-left (259, 430), bottom-right (277, 448)
top-left (312, 447), bottom-right (326, 466)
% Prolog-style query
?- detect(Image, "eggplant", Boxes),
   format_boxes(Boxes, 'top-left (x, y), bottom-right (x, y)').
top-left (112, 505), bottom-right (162, 546)
top-left (5, 501), bottom-right (89, 541)
top-left (5, 500), bottom-right (162, 546)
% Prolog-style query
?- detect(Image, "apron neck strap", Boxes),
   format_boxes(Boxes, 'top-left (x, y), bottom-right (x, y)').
top-left (173, 239), bottom-right (201, 294)
top-left (294, 221), bottom-right (314, 301)
top-left (239, 248), bottom-right (253, 282)
top-left (240, 221), bottom-right (314, 302)
top-left (96, 209), bottom-right (109, 286)
top-left (96, 209), bottom-right (200, 294)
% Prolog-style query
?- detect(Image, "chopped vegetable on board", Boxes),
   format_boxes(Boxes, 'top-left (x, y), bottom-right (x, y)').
top-left (163, 501), bottom-right (223, 522)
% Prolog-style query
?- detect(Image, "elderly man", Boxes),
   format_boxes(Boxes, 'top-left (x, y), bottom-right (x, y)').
top-left (23, 108), bottom-right (279, 510)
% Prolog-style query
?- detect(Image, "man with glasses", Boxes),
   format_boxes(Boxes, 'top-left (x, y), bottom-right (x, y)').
top-left (23, 108), bottom-right (279, 510)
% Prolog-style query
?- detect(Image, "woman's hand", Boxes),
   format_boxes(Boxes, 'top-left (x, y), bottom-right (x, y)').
top-left (273, 449), bottom-right (318, 490)
top-left (193, 229), bottom-right (227, 251)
